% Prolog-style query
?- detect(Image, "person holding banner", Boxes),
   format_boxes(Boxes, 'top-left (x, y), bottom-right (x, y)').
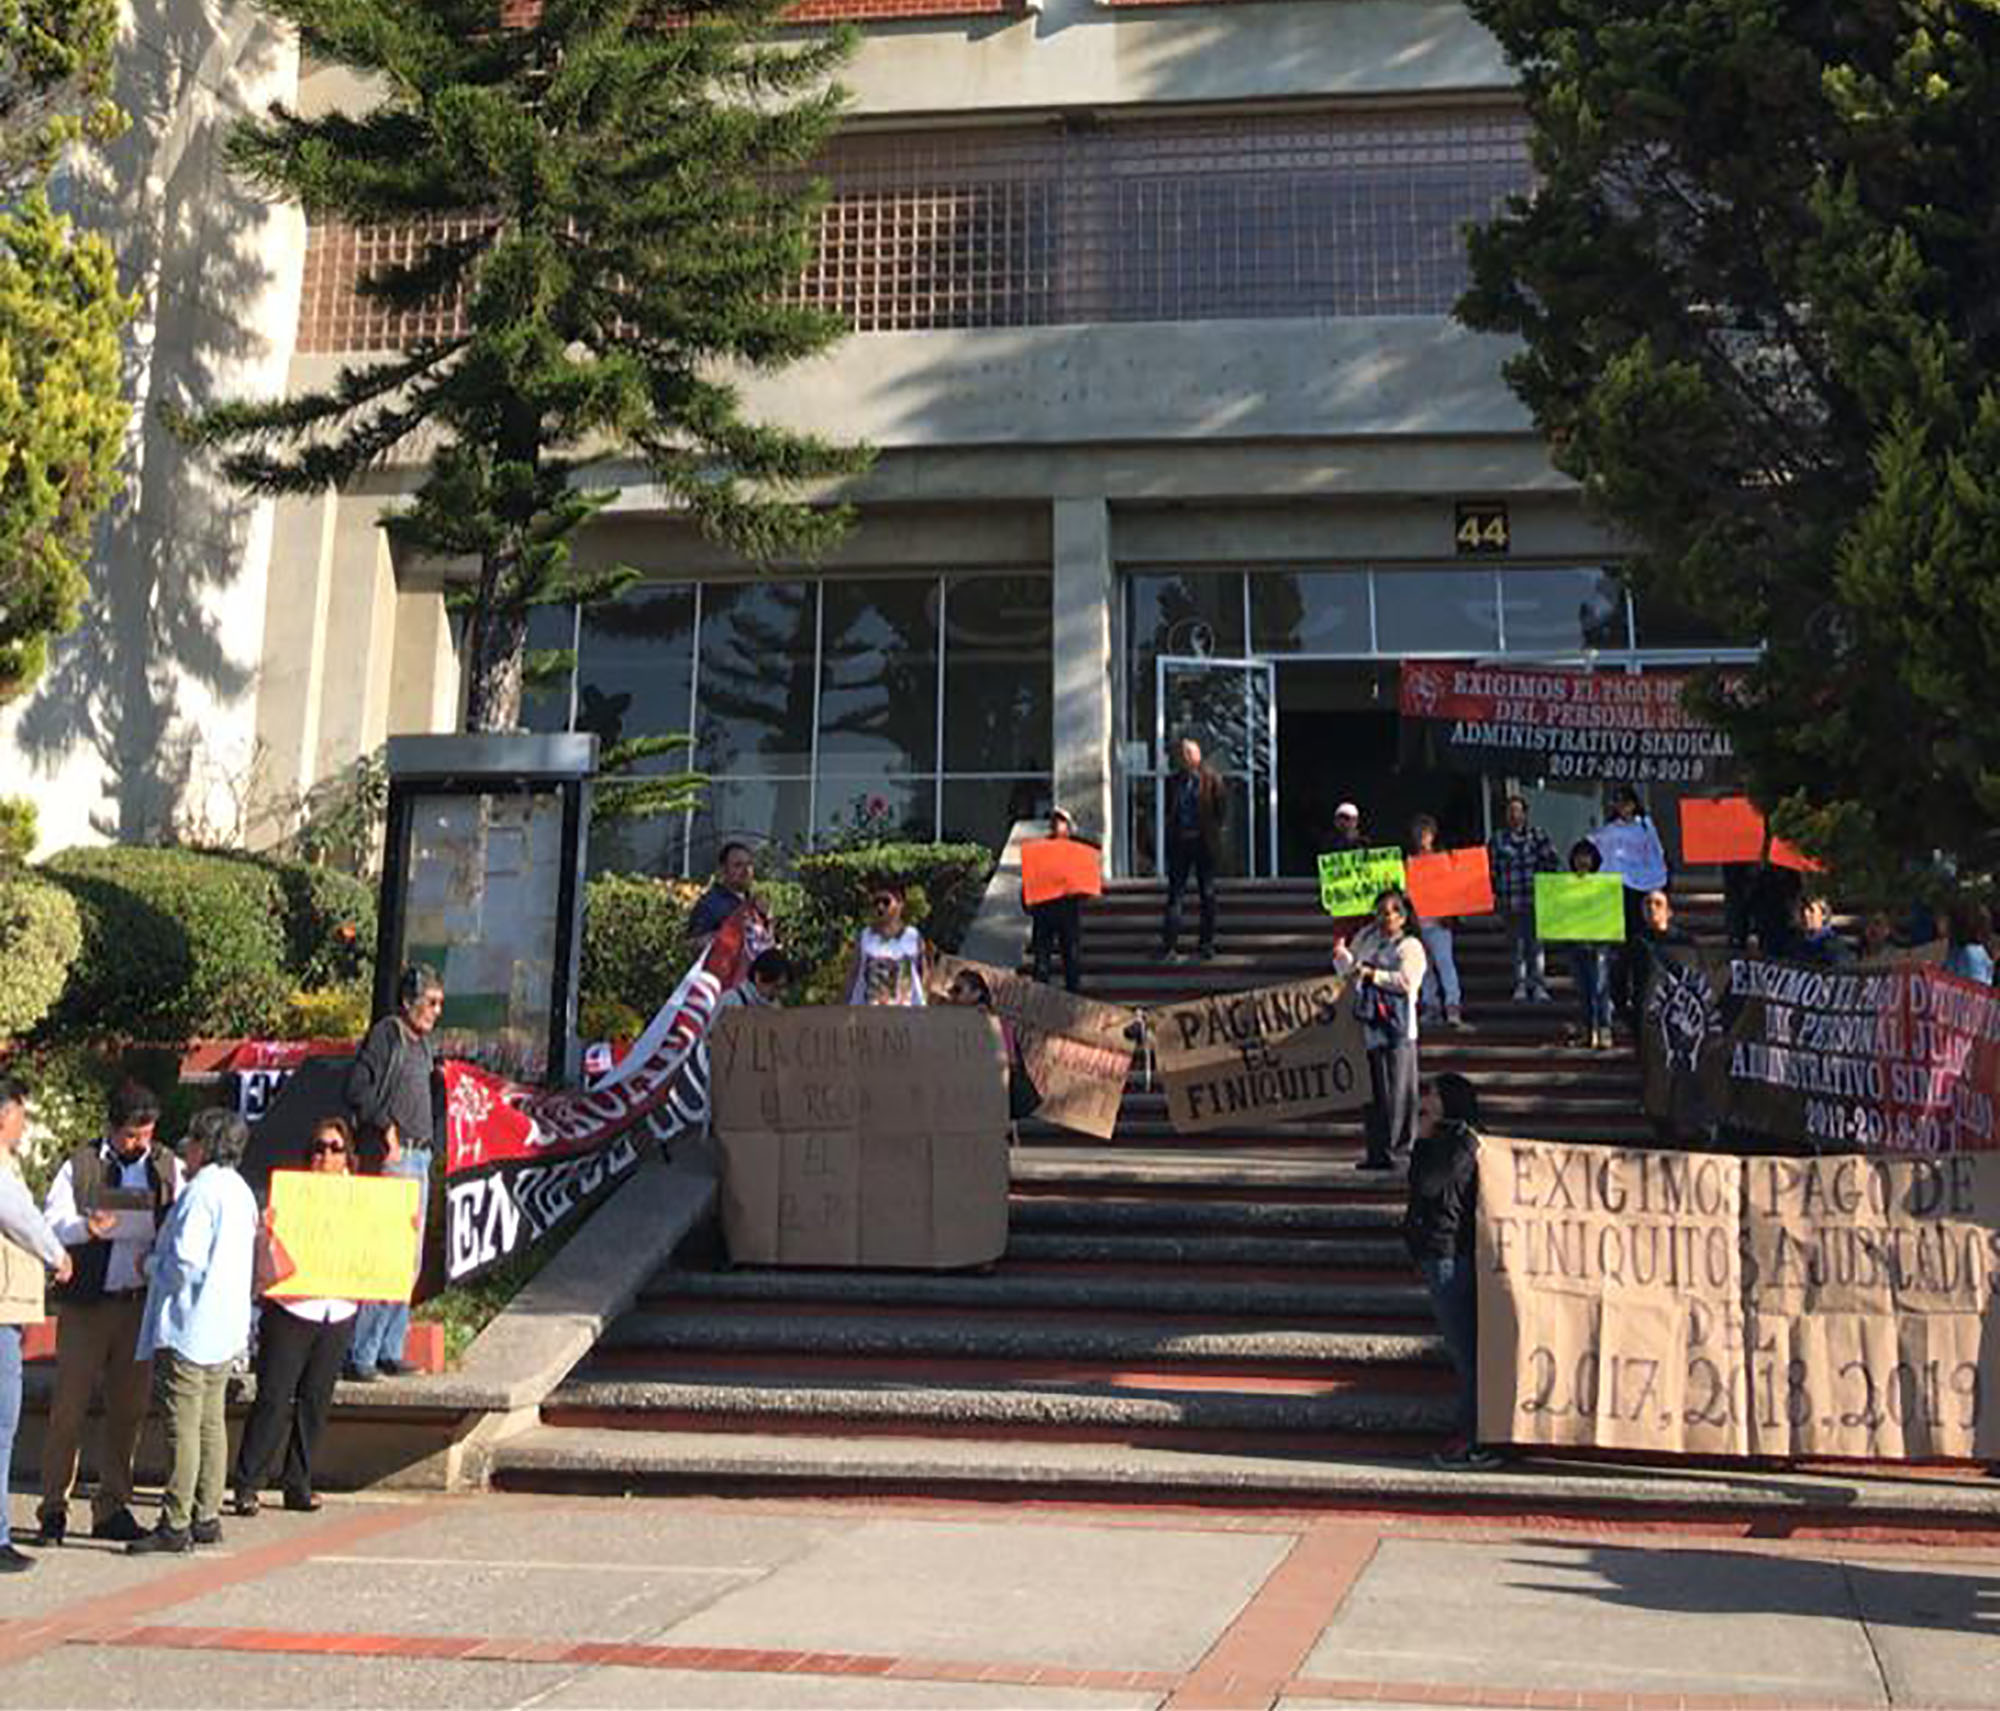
top-left (1590, 786), bottom-right (1669, 1024)
top-left (1160, 737), bottom-right (1226, 962)
top-left (1333, 887), bottom-right (1427, 1172)
top-left (1405, 815), bottom-right (1464, 1028)
top-left (231, 1118), bottom-right (361, 1519)
top-left (1563, 841), bottom-right (1617, 1051)
top-left (1027, 807), bottom-right (1086, 993)
top-left (687, 842), bottom-right (760, 946)
top-left (1488, 794), bottom-right (1559, 1003)
top-left (0, 1076), bottom-right (73, 1572)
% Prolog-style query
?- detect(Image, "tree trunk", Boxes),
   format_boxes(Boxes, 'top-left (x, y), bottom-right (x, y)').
top-left (462, 564), bottom-right (528, 732)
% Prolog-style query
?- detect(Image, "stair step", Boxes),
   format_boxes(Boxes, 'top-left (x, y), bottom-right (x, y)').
top-left (1002, 1232), bottom-right (1406, 1267)
top-left (1010, 1196), bottom-right (1402, 1233)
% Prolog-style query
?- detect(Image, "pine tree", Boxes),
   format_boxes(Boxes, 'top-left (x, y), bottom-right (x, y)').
top-left (180, 0), bottom-right (869, 733)
top-left (1459, 3), bottom-right (2000, 890)
top-left (0, 0), bottom-right (130, 703)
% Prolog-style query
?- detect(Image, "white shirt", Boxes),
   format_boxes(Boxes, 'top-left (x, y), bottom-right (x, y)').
top-left (276, 1296), bottom-right (358, 1325)
top-left (43, 1144), bottom-right (184, 1295)
top-left (849, 927), bottom-right (927, 1007)
top-left (1591, 818), bottom-right (1669, 892)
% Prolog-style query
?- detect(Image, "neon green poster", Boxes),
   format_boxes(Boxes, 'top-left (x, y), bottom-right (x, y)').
top-left (1534, 873), bottom-right (1627, 942)
top-left (1318, 846), bottom-right (1407, 917)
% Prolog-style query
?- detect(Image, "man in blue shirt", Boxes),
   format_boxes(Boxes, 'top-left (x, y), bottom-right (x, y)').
top-left (128, 1108), bottom-right (259, 1554)
top-left (687, 842), bottom-right (758, 944)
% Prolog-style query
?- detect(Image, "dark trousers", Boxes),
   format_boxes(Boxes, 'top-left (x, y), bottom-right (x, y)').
top-left (1420, 1253), bottom-right (1478, 1440)
top-left (1161, 836), bottom-right (1216, 954)
top-left (233, 1307), bottom-right (355, 1502)
top-left (1362, 1040), bottom-right (1419, 1166)
top-left (1030, 898), bottom-right (1082, 992)
top-left (1612, 886), bottom-right (1649, 1018)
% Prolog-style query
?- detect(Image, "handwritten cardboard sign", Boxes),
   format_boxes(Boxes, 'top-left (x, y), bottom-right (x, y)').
top-left (1318, 846), bottom-right (1406, 917)
top-left (1021, 838), bottom-right (1104, 908)
top-left (265, 1172), bottom-right (421, 1304)
top-left (1151, 976), bottom-right (1368, 1133)
top-left (1477, 1135), bottom-right (2000, 1460)
top-left (1534, 873), bottom-right (1626, 943)
top-left (927, 953), bottom-right (1139, 1140)
top-left (709, 1006), bottom-right (1010, 1268)
top-left (1405, 848), bottom-right (1495, 921)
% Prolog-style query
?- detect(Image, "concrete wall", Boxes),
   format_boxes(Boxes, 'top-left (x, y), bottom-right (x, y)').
top-left (0, 0), bottom-right (304, 856)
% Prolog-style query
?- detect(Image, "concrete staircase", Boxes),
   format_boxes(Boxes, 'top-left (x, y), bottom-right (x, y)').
top-left (487, 878), bottom-right (2000, 1527)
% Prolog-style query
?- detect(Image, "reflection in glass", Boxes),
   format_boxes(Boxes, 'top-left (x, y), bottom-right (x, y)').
top-left (943, 574), bottom-right (1053, 774)
top-left (696, 582), bottom-right (819, 775)
top-left (520, 603), bottom-right (577, 734)
top-left (1127, 572), bottom-right (1247, 746)
top-left (588, 811), bottom-right (686, 879)
top-left (688, 778), bottom-right (813, 875)
top-left (1631, 586), bottom-right (1748, 649)
top-left (817, 578), bottom-right (939, 776)
top-left (1501, 568), bottom-right (1629, 653)
top-left (576, 588), bottom-right (698, 764)
top-left (1250, 571), bottom-right (1370, 654)
top-left (1373, 569), bottom-right (1501, 655)
top-left (942, 777), bottom-right (1050, 851)
top-left (816, 775), bottom-right (937, 846)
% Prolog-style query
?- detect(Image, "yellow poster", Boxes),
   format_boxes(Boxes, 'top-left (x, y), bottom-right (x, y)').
top-left (266, 1172), bottom-right (421, 1304)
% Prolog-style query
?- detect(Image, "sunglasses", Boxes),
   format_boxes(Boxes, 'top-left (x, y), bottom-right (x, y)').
top-left (872, 894), bottom-right (899, 908)
top-left (311, 1140), bottom-right (347, 1156)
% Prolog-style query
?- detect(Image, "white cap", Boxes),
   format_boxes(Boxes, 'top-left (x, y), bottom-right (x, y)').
top-left (1334, 801), bottom-right (1361, 821)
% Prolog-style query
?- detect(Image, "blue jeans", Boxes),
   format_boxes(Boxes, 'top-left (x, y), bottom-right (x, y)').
top-left (350, 1146), bottom-right (430, 1371)
top-left (0, 1325), bottom-right (20, 1546)
top-left (1420, 1254), bottom-right (1478, 1441)
top-left (1571, 945), bottom-right (1612, 1030)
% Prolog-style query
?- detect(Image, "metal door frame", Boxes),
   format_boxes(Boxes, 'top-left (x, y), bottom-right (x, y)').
top-left (1153, 653), bottom-right (1279, 878)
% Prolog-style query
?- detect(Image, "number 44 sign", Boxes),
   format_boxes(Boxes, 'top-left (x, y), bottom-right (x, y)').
top-left (1455, 501), bottom-right (1510, 556)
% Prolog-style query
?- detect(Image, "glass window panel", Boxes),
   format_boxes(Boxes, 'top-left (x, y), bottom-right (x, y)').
top-left (942, 777), bottom-right (1052, 852)
top-left (817, 775), bottom-right (937, 847)
top-left (687, 777), bottom-right (812, 875)
top-left (942, 574), bottom-right (1053, 774)
top-left (1250, 571), bottom-right (1370, 654)
top-left (1630, 586), bottom-right (1749, 649)
top-left (1372, 569), bottom-right (1500, 655)
top-left (817, 578), bottom-right (939, 775)
top-left (587, 810), bottom-right (688, 880)
top-left (574, 587), bottom-right (696, 765)
top-left (1501, 568), bottom-right (1629, 654)
top-left (1126, 572), bottom-right (1246, 747)
top-left (695, 582), bottom-right (819, 776)
top-left (519, 603), bottom-right (576, 734)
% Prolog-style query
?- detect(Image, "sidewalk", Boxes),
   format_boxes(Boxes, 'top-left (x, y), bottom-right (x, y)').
top-left (4, 1488), bottom-right (1998, 1709)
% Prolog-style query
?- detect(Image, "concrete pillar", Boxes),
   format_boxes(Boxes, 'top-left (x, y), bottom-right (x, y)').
top-left (1051, 496), bottom-right (1115, 874)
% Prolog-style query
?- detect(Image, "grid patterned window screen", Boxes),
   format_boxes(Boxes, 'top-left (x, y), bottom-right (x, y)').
top-left (296, 107), bottom-right (1530, 352)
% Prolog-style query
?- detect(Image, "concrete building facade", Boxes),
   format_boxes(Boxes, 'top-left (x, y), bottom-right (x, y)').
top-left (7, 0), bottom-right (1754, 873)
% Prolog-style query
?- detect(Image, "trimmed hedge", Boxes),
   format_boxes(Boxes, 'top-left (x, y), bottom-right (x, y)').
top-left (263, 859), bottom-right (376, 990)
top-left (42, 846), bottom-right (294, 1040)
top-left (792, 841), bottom-right (994, 961)
top-left (0, 874), bottom-right (83, 1040)
top-left (580, 874), bottom-right (808, 1023)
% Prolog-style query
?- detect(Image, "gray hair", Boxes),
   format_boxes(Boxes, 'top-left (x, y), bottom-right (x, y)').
top-left (186, 1106), bottom-right (249, 1169)
top-left (397, 963), bottom-right (444, 1008)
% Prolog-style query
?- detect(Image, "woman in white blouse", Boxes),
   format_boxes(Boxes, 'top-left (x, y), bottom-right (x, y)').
top-left (1333, 887), bottom-right (1429, 1172)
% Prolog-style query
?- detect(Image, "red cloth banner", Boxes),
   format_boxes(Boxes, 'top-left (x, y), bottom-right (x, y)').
top-left (1405, 848), bottom-right (1495, 919)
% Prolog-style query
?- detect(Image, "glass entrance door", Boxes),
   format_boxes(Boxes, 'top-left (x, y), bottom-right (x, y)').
top-left (1154, 655), bottom-right (1278, 878)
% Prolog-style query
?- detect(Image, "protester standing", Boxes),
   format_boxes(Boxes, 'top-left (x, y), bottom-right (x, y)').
top-left (1488, 794), bottom-right (1559, 1002)
top-left (717, 949), bottom-right (793, 1014)
top-left (1406, 815), bottom-right (1464, 1028)
top-left (1783, 894), bottom-right (1855, 970)
top-left (1334, 887), bottom-right (1428, 1173)
top-left (0, 1076), bottom-right (73, 1571)
top-left (1159, 737), bottom-right (1225, 963)
top-left (848, 884), bottom-right (928, 1005)
top-left (1633, 887), bottom-right (1700, 1026)
top-left (1402, 1074), bottom-right (1499, 1470)
top-left (1590, 786), bottom-right (1670, 1023)
top-left (232, 1118), bottom-right (361, 1518)
top-left (1944, 899), bottom-right (1995, 985)
top-left (343, 964), bottom-right (443, 1381)
top-left (1027, 807), bottom-right (1086, 993)
top-left (33, 1080), bottom-right (181, 1547)
top-left (128, 1108), bottom-right (259, 1554)
top-left (687, 842), bottom-right (758, 944)
top-left (1565, 840), bottom-right (1617, 1051)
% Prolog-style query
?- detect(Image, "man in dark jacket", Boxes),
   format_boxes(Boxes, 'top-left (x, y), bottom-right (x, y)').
top-left (1159, 737), bottom-right (1226, 962)
top-left (342, 965), bottom-right (443, 1380)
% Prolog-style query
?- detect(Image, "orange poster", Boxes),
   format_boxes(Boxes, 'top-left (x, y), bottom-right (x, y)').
top-left (1022, 838), bottom-right (1103, 907)
top-left (1681, 798), bottom-right (1824, 872)
top-left (1405, 847), bottom-right (1494, 920)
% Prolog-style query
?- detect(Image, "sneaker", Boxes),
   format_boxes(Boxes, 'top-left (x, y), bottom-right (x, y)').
top-left (1445, 1006), bottom-right (1465, 1029)
top-left (1510, 982), bottom-right (1529, 1002)
top-left (283, 1491), bottom-right (323, 1514)
top-left (1354, 1156), bottom-right (1396, 1173)
top-left (343, 1363), bottom-right (383, 1384)
top-left (190, 1517), bottom-right (224, 1547)
top-left (0, 1545), bottom-right (34, 1573)
top-left (91, 1508), bottom-right (145, 1544)
top-left (1159, 947), bottom-right (1182, 964)
top-left (374, 1357), bottom-right (419, 1378)
top-left (126, 1524), bottom-right (193, 1556)
top-left (1433, 1440), bottom-right (1504, 1471)
top-left (232, 1490), bottom-right (262, 1519)
top-left (1530, 984), bottom-right (1555, 1004)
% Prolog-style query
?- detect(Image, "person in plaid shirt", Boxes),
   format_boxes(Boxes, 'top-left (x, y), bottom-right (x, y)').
top-left (1487, 795), bottom-right (1560, 1002)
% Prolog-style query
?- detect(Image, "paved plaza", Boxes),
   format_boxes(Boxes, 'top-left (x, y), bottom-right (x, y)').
top-left (2, 1488), bottom-right (1996, 1709)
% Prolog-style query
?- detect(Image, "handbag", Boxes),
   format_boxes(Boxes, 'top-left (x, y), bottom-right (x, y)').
top-left (1354, 972), bottom-right (1403, 1033)
top-left (252, 1218), bottom-right (297, 1297)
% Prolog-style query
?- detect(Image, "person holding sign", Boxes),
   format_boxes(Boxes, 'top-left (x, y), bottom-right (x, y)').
top-left (1405, 815), bottom-right (1464, 1029)
top-left (1024, 807), bottom-right (1088, 993)
top-left (0, 1076), bottom-right (73, 1572)
top-left (1332, 887), bottom-right (1428, 1172)
top-left (1590, 786), bottom-right (1670, 1024)
top-left (231, 1118), bottom-right (361, 1519)
top-left (1557, 841), bottom-right (1618, 1051)
top-left (1159, 737), bottom-right (1226, 962)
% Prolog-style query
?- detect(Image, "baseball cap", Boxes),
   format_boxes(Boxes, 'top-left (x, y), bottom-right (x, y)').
top-left (1334, 801), bottom-right (1360, 821)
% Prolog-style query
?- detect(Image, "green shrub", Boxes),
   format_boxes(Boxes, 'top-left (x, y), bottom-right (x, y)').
top-left (0, 796), bottom-right (36, 866)
top-left (0, 873), bottom-right (83, 1040)
top-left (579, 873), bottom-right (808, 1021)
top-left (579, 995), bottom-right (646, 1042)
top-left (264, 859), bottom-right (376, 989)
top-left (42, 846), bottom-right (293, 1040)
top-left (787, 842), bottom-right (995, 1005)
top-left (279, 983), bottom-right (372, 1040)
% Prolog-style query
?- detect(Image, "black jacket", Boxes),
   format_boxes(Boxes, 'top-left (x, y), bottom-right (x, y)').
top-left (1401, 1120), bottom-right (1479, 1263)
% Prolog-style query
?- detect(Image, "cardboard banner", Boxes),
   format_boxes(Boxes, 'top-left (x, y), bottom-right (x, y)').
top-left (1318, 846), bottom-right (1406, 917)
top-left (1405, 848), bottom-right (1494, 921)
top-left (265, 1171), bottom-right (421, 1303)
top-left (1151, 976), bottom-right (1369, 1133)
top-left (438, 907), bottom-right (769, 1283)
top-left (1679, 797), bottom-right (1822, 872)
top-left (709, 1007), bottom-right (1009, 1268)
top-left (1534, 873), bottom-right (1626, 942)
top-left (927, 953), bottom-right (1139, 1140)
top-left (1640, 948), bottom-right (2000, 1153)
top-left (1021, 838), bottom-right (1104, 907)
top-left (1399, 661), bottom-right (1735, 786)
top-left (1477, 1135), bottom-right (2000, 1460)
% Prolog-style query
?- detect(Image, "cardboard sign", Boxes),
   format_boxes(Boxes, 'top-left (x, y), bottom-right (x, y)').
top-left (927, 953), bottom-right (1139, 1140)
top-left (265, 1172), bottom-right (421, 1304)
top-left (1534, 873), bottom-right (1626, 942)
top-left (1679, 797), bottom-right (1823, 872)
top-left (709, 1007), bottom-right (1010, 1268)
top-left (1021, 838), bottom-right (1103, 908)
top-left (1405, 848), bottom-right (1494, 920)
top-left (1639, 948), bottom-right (2000, 1153)
top-left (1318, 846), bottom-right (1406, 917)
top-left (1151, 976), bottom-right (1369, 1133)
top-left (1477, 1135), bottom-right (2000, 1460)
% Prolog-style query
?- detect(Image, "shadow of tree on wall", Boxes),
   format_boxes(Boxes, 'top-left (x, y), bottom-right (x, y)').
top-left (15, 0), bottom-right (286, 843)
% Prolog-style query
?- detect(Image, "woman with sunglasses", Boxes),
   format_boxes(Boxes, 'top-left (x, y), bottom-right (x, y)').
top-left (847, 883), bottom-right (929, 1007)
top-left (230, 1117), bottom-right (359, 1517)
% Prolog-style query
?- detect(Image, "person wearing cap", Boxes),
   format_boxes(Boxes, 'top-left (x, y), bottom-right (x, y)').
top-left (1027, 808), bottom-right (1086, 992)
top-left (1326, 800), bottom-right (1365, 853)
